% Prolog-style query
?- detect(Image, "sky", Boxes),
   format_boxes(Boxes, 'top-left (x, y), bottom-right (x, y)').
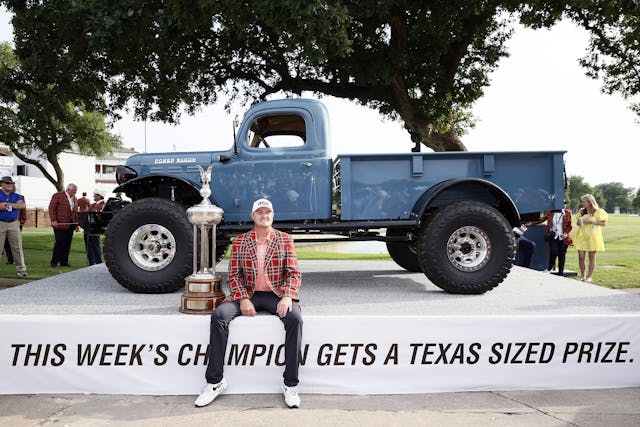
top-left (1, 8), bottom-right (638, 190)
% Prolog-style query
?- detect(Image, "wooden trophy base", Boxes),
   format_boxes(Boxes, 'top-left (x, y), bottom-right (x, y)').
top-left (179, 275), bottom-right (225, 315)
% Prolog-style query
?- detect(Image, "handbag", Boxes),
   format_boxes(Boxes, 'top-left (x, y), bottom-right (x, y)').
top-left (544, 231), bottom-right (554, 241)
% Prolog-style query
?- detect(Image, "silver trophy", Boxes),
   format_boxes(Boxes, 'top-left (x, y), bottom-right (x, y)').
top-left (180, 165), bottom-right (226, 314)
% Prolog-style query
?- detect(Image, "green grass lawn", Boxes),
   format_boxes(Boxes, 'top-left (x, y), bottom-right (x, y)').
top-left (0, 228), bottom-right (92, 280)
top-left (2, 214), bottom-right (638, 289)
top-left (563, 214), bottom-right (640, 289)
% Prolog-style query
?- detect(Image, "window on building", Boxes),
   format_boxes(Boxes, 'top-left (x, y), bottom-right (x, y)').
top-left (17, 165), bottom-right (26, 176)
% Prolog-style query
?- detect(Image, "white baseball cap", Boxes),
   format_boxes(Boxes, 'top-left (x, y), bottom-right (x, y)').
top-left (251, 198), bottom-right (273, 214)
top-left (94, 189), bottom-right (106, 199)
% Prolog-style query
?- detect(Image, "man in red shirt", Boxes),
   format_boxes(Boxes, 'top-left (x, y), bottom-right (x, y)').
top-left (77, 192), bottom-right (91, 212)
top-left (48, 183), bottom-right (78, 267)
top-left (195, 198), bottom-right (302, 408)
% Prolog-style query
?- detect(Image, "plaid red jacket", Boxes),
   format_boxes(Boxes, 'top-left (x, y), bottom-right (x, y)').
top-left (227, 228), bottom-right (301, 301)
top-left (48, 191), bottom-right (78, 230)
top-left (543, 209), bottom-right (573, 245)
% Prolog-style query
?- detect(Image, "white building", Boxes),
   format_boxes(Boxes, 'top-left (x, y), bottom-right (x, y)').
top-left (0, 144), bottom-right (137, 208)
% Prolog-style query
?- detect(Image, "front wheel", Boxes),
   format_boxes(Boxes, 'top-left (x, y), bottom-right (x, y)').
top-left (104, 198), bottom-right (193, 293)
top-left (417, 201), bottom-right (514, 294)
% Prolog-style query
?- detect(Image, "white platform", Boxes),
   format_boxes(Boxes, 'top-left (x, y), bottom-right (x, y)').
top-left (1, 261), bottom-right (639, 395)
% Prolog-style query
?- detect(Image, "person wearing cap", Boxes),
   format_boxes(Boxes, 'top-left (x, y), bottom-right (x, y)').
top-left (86, 189), bottom-right (106, 265)
top-left (48, 183), bottom-right (79, 267)
top-left (0, 176), bottom-right (28, 277)
top-left (195, 198), bottom-right (303, 409)
top-left (3, 186), bottom-right (26, 265)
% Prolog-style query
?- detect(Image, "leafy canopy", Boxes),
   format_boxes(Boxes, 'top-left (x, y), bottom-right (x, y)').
top-left (0, 41), bottom-right (121, 191)
top-left (3, 1), bottom-right (639, 152)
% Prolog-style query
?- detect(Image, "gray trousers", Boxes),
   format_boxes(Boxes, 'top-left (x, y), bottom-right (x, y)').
top-left (205, 291), bottom-right (303, 387)
top-left (0, 220), bottom-right (26, 273)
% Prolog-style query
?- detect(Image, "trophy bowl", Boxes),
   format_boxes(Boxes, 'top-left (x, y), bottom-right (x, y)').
top-left (187, 204), bottom-right (224, 226)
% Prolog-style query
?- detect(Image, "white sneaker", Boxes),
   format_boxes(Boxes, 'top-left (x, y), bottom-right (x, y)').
top-left (282, 383), bottom-right (300, 408)
top-left (194, 378), bottom-right (227, 407)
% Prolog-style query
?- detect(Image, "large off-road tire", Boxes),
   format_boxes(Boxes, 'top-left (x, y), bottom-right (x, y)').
top-left (386, 228), bottom-right (422, 272)
top-left (104, 198), bottom-right (193, 293)
top-left (417, 201), bottom-right (514, 294)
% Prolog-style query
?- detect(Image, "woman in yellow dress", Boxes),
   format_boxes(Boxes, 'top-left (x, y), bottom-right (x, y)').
top-left (573, 194), bottom-right (608, 282)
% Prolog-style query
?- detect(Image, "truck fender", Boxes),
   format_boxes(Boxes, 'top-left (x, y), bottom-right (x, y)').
top-left (113, 174), bottom-right (203, 207)
top-left (410, 178), bottom-right (520, 227)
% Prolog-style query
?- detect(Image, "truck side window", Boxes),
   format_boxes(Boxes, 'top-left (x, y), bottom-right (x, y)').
top-left (247, 114), bottom-right (306, 148)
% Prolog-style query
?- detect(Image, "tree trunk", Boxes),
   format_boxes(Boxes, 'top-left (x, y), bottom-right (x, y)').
top-left (46, 153), bottom-right (65, 192)
top-left (424, 128), bottom-right (467, 152)
top-left (400, 111), bottom-right (467, 152)
top-left (7, 146), bottom-right (63, 190)
top-left (390, 73), bottom-right (466, 152)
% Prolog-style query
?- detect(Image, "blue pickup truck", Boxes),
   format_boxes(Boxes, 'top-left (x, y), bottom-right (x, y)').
top-left (102, 98), bottom-right (565, 295)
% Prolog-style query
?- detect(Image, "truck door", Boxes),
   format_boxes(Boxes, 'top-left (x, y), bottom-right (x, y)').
top-left (224, 109), bottom-right (331, 222)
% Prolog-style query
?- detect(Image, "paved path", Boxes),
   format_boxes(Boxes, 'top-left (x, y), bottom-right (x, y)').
top-left (1, 388), bottom-right (639, 426)
top-left (1, 261), bottom-right (639, 315)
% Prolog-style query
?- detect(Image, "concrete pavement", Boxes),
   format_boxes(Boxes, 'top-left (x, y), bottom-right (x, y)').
top-left (1, 388), bottom-right (639, 426)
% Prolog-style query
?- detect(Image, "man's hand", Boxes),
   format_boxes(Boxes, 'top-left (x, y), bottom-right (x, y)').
top-left (277, 296), bottom-right (292, 318)
top-left (240, 298), bottom-right (256, 316)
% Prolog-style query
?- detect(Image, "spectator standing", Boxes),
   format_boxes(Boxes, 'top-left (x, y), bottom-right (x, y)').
top-left (86, 189), bottom-right (106, 265)
top-left (574, 194), bottom-right (608, 282)
top-left (78, 192), bottom-right (91, 212)
top-left (0, 176), bottom-right (28, 277)
top-left (529, 202), bottom-right (573, 275)
top-left (4, 192), bottom-right (26, 265)
top-left (49, 183), bottom-right (78, 267)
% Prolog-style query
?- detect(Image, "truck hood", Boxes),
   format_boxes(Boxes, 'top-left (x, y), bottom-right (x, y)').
top-left (125, 151), bottom-right (231, 169)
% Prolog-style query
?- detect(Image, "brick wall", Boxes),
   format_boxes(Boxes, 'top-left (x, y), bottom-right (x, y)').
top-left (24, 208), bottom-right (51, 228)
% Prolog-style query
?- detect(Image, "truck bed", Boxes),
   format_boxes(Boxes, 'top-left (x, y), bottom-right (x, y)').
top-left (337, 151), bottom-right (565, 220)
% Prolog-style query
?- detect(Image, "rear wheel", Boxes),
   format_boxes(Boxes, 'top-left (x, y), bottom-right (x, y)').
top-left (386, 228), bottom-right (422, 272)
top-left (417, 201), bottom-right (514, 294)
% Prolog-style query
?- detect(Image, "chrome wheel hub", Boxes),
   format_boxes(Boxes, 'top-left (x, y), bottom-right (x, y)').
top-left (446, 226), bottom-right (491, 272)
top-left (128, 224), bottom-right (176, 271)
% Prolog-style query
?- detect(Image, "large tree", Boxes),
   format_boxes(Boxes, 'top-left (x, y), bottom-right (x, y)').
top-left (595, 182), bottom-right (633, 212)
top-left (3, 1), bottom-right (639, 152)
top-left (0, 42), bottom-right (120, 190)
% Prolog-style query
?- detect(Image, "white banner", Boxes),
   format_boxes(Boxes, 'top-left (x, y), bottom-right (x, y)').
top-left (1, 314), bottom-right (639, 395)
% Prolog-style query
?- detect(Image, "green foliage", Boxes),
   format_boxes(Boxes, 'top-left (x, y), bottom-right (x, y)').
top-left (595, 182), bottom-right (634, 212)
top-left (0, 41), bottom-right (120, 190)
top-left (633, 188), bottom-right (640, 211)
top-left (568, 175), bottom-right (637, 213)
top-left (567, 175), bottom-right (590, 211)
top-left (3, 1), bottom-right (638, 152)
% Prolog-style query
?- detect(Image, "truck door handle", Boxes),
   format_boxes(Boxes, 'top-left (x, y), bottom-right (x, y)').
top-left (302, 162), bottom-right (312, 167)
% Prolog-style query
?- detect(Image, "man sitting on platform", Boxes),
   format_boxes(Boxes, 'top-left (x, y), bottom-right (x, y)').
top-left (195, 198), bottom-right (303, 409)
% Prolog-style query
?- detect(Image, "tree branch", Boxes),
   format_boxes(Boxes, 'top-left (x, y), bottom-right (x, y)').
top-left (440, 6), bottom-right (498, 86)
top-left (6, 145), bottom-right (61, 190)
